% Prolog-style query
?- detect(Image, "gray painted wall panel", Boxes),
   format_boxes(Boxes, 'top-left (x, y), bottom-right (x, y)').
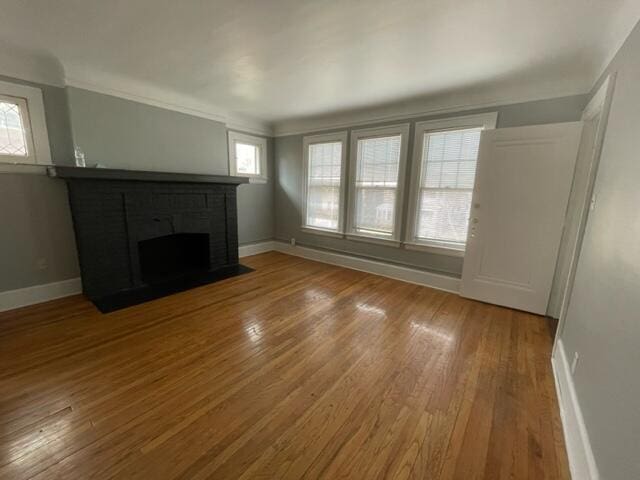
top-left (558, 21), bottom-right (640, 480)
top-left (66, 88), bottom-right (274, 246)
top-left (0, 174), bottom-right (79, 291)
top-left (274, 95), bottom-right (588, 276)
top-left (0, 77), bottom-right (79, 292)
top-left (67, 87), bottom-right (228, 174)
top-left (0, 82), bottom-right (273, 293)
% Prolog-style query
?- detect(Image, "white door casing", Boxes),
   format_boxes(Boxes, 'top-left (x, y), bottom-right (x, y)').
top-left (460, 122), bottom-right (582, 314)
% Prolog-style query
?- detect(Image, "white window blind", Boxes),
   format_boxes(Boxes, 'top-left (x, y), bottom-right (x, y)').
top-left (0, 99), bottom-right (28, 157)
top-left (353, 135), bottom-right (401, 236)
top-left (305, 141), bottom-right (343, 231)
top-left (416, 127), bottom-right (482, 247)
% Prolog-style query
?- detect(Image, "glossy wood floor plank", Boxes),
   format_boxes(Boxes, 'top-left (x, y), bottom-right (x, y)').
top-left (0, 252), bottom-right (569, 479)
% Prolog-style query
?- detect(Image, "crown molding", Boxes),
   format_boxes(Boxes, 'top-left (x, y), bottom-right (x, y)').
top-left (272, 88), bottom-right (589, 137)
top-left (589, 8), bottom-right (640, 95)
top-left (65, 77), bottom-right (273, 137)
top-left (0, 43), bottom-right (65, 87)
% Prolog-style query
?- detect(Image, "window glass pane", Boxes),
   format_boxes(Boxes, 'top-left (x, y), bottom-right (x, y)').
top-left (416, 128), bottom-right (482, 245)
top-left (0, 101), bottom-right (28, 156)
top-left (354, 135), bottom-right (401, 235)
top-left (235, 142), bottom-right (259, 175)
top-left (306, 141), bottom-right (342, 230)
top-left (417, 190), bottom-right (473, 243)
top-left (355, 187), bottom-right (396, 235)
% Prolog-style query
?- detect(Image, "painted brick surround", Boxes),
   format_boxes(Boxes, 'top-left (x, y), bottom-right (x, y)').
top-left (56, 167), bottom-right (249, 311)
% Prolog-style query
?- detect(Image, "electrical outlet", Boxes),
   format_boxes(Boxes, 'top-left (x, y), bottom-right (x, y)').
top-left (571, 352), bottom-right (579, 374)
top-left (36, 258), bottom-right (48, 270)
top-left (290, 237), bottom-right (296, 246)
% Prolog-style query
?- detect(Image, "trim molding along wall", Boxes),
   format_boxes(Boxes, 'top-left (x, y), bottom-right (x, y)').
top-left (240, 240), bottom-right (460, 293)
top-left (66, 78), bottom-right (273, 137)
top-left (2, 240), bottom-right (460, 313)
top-left (0, 278), bottom-right (82, 313)
top-left (552, 339), bottom-right (600, 480)
top-left (272, 92), bottom-right (586, 137)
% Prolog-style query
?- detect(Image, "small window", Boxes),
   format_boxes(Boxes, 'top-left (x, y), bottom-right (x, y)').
top-left (0, 81), bottom-right (50, 166)
top-left (0, 96), bottom-right (30, 157)
top-left (347, 124), bottom-right (410, 244)
top-left (406, 113), bottom-right (497, 254)
top-left (302, 131), bottom-right (347, 234)
top-left (228, 131), bottom-right (267, 182)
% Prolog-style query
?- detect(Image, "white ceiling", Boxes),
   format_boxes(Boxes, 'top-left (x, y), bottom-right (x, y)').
top-left (1, 0), bottom-right (639, 133)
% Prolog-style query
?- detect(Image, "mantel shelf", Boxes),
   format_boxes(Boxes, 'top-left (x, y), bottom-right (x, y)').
top-left (48, 165), bottom-right (249, 185)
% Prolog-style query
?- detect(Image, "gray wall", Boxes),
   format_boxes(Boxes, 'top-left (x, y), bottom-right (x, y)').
top-left (0, 174), bottom-right (79, 292)
top-left (0, 82), bottom-right (274, 293)
top-left (66, 87), bottom-right (275, 245)
top-left (0, 75), bottom-right (79, 292)
top-left (558, 21), bottom-right (640, 480)
top-left (274, 95), bottom-right (588, 276)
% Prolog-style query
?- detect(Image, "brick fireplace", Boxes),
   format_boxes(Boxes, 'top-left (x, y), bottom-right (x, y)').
top-left (52, 166), bottom-right (250, 312)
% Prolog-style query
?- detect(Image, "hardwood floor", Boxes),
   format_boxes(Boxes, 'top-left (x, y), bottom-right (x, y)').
top-left (0, 252), bottom-right (569, 479)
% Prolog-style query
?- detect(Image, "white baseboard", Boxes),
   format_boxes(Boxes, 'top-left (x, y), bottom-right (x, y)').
top-left (1, 239), bottom-right (458, 313)
top-left (239, 241), bottom-right (278, 257)
top-left (552, 339), bottom-right (599, 480)
top-left (268, 241), bottom-right (460, 293)
top-left (0, 277), bottom-right (82, 313)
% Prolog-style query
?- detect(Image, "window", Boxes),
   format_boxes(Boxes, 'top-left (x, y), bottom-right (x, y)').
top-left (406, 113), bottom-right (497, 254)
top-left (347, 124), bottom-right (410, 244)
top-left (228, 131), bottom-right (267, 182)
top-left (302, 132), bottom-right (348, 234)
top-left (0, 80), bottom-right (51, 166)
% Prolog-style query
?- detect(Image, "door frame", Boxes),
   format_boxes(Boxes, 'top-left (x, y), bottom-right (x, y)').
top-left (552, 74), bottom-right (616, 355)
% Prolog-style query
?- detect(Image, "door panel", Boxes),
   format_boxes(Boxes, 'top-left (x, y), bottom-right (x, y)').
top-left (460, 122), bottom-right (582, 314)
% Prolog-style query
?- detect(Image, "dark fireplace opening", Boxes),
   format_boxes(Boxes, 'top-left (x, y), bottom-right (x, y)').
top-left (138, 233), bottom-right (210, 284)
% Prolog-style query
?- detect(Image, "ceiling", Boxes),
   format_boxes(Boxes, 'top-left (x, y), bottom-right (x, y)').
top-left (1, 0), bottom-right (639, 132)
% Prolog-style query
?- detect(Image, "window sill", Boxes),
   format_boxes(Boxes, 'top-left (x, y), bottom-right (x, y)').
top-left (247, 177), bottom-right (268, 184)
top-left (346, 233), bottom-right (401, 248)
top-left (403, 241), bottom-right (465, 257)
top-left (301, 226), bottom-right (344, 239)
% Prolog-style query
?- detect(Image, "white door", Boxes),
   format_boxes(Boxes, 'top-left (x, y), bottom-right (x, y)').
top-left (460, 122), bottom-right (582, 314)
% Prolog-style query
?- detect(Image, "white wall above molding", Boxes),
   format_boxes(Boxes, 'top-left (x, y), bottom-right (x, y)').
top-left (0, 40), bottom-right (65, 87)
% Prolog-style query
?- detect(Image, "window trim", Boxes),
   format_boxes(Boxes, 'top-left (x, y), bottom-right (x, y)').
top-left (405, 112), bottom-right (498, 253)
top-left (301, 131), bottom-right (348, 235)
top-left (0, 80), bottom-right (51, 166)
top-left (345, 123), bottom-right (410, 245)
top-left (227, 130), bottom-right (268, 183)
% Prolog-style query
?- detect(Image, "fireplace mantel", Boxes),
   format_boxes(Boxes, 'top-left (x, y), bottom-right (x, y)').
top-left (48, 165), bottom-right (249, 185)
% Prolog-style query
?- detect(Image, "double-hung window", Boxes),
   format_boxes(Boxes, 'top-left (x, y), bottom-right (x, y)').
top-left (301, 131), bottom-right (347, 235)
top-left (228, 131), bottom-right (268, 182)
top-left (0, 80), bottom-right (51, 167)
top-left (406, 113), bottom-right (497, 254)
top-left (347, 124), bottom-right (410, 244)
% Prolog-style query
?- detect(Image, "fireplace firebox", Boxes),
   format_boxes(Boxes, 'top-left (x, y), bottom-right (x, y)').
top-left (138, 233), bottom-right (211, 284)
top-left (51, 166), bottom-right (251, 313)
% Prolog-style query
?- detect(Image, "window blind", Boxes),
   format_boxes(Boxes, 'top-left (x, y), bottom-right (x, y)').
top-left (354, 135), bottom-right (401, 236)
top-left (416, 128), bottom-right (482, 246)
top-left (306, 141), bottom-right (343, 230)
